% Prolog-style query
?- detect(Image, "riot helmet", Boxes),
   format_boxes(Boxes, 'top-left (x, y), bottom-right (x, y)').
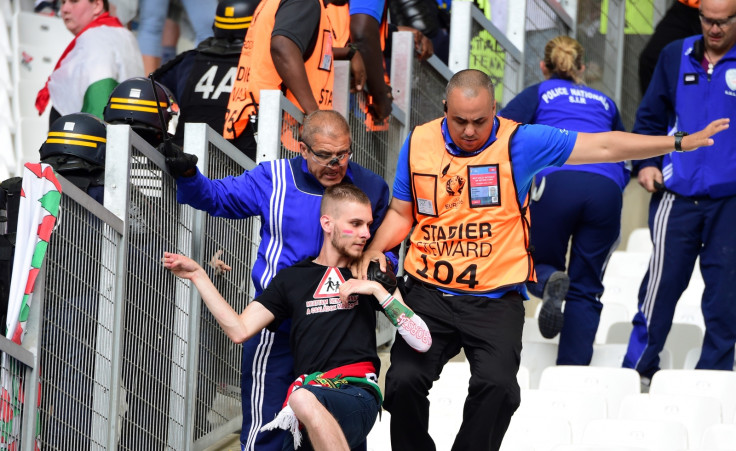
top-left (103, 77), bottom-right (179, 147)
top-left (213, 0), bottom-right (258, 41)
top-left (40, 113), bottom-right (107, 172)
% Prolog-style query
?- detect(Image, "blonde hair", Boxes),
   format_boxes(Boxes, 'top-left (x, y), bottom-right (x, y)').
top-left (544, 36), bottom-right (585, 85)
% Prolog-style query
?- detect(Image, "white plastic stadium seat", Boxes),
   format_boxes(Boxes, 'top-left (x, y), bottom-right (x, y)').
top-left (581, 418), bottom-right (688, 451)
top-left (366, 410), bottom-right (390, 451)
top-left (520, 342), bottom-right (559, 389)
top-left (604, 320), bottom-right (633, 344)
top-left (0, 60), bottom-right (11, 93)
top-left (516, 388), bottom-right (606, 443)
top-left (0, 86), bottom-right (14, 129)
top-left (523, 315), bottom-right (559, 344)
top-left (428, 361), bottom-right (468, 450)
top-left (501, 412), bottom-right (571, 451)
top-left (0, 13), bottom-right (10, 61)
top-left (15, 43), bottom-right (59, 86)
top-left (603, 251), bottom-right (650, 280)
top-left (517, 364), bottom-right (530, 390)
top-left (605, 320), bottom-right (702, 369)
top-left (600, 274), bottom-right (640, 318)
top-left (14, 12), bottom-right (72, 54)
top-left (589, 343), bottom-right (629, 368)
top-left (700, 423), bottom-right (736, 450)
top-left (553, 445), bottom-right (653, 451)
top-left (672, 303), bottom-right (705, 332)
top-left (19, 117), bottom-right (48, 168)
top-left (539, 366), bottom-right (640, 418)
top-left (626, 228), bottom-right (653, 254)
top-left (649, 369), bottom-right (736, 423)
top-left (0, 122), bottom-right (14, 178)
top-left (662, 323), bottom-right (704, 370)
top-left (618, 393), bottom-right (721, 448)
top-left (595, 303), bottom-right (631, 344)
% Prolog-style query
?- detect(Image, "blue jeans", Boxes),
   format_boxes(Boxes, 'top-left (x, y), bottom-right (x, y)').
top-left (137, 0), bottom-right (217, 56)
top-left (284, 384), bottom-right (379, 451)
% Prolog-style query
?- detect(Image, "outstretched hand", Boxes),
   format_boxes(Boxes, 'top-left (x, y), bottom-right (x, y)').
top-left (681, 118), bottom-right (730, 151)
top-left (163, 252), bottom-right (203, 280)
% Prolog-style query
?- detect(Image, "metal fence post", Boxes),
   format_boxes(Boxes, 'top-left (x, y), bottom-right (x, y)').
top-left (390, 31), bottom-right (415, 119)
top-left (603, 0), bottom-right (626, 107)
top-left (182, 122), bottom-right (209, 449)
top-left (449, 2), bottom-right (472, 73)
top-left (103, 124), bottom-right (133, 449)
top-left (256, 90), bottom-right (285, 163)
top-left (19, 265), bottom-right (42, 449)
top-left (333, 60), bottom-right (350, 119)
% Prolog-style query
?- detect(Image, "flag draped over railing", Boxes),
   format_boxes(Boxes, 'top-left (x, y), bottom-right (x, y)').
top-left (0, 163), bottom-right (61, 448)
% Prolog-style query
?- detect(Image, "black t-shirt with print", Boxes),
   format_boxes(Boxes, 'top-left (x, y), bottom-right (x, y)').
top-left (256, 258), bottom-right (381, 376)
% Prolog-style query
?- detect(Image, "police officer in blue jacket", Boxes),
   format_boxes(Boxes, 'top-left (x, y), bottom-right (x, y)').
top-left (500, 36), bottom-right (628, 364)
top-left (624, 0), bottom-right (736, 384)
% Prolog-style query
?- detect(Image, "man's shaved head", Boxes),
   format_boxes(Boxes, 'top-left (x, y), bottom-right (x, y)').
top-left (301, 110), bottom-right (351, 146)
top-left (445, 69), bottom-right (495, 103)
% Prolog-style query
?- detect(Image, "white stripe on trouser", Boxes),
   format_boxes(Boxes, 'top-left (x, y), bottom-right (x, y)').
top-left (245, 329), bottom-right (275, 450)
top-left (634, 192), bottom-right (675, 370)
top-left (641, 192), bottom-right (675, 323)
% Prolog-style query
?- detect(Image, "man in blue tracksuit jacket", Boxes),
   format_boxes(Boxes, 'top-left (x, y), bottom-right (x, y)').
top-left (173, 110), bottom-right (390, 451)
top-left (624, 0), bottom-right (736, 381)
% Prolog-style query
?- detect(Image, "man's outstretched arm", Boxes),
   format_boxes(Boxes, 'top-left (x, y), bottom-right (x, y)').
top-left (163, 252), bottom-right (275, 343)
top-left (567, 118), bottom-right (730, 164)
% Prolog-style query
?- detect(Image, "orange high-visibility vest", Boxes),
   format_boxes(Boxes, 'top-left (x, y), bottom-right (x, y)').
top-left (224, 0), bottom-right (344, 139)
top-left (678, 0), bottom-right (699, 7)
top-left (403, 117), bottom-right (535, 293)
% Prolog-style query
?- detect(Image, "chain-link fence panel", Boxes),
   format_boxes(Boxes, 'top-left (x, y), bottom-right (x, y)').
top-left (524, 0), bottom-right (573, 87)
top-left (118, 146), bottom-right (193, 450)
top-left (410, 58), bottom-right (450, 129)
top-left (38, 189), bottom-right (121, 450)
top-left (347, 91), bottom-right (403, 181)
top-left (192, 141), bottom-right (259, 443)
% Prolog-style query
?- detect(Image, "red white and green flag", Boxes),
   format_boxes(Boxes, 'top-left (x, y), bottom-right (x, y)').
top-left (35, 12), bottom-right (143, 119)
top-left (0, 163), bottom-right (62, 448)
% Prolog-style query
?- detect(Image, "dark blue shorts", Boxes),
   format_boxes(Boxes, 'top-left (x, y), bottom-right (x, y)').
top-left (288, 384), bottom-right (379, 450)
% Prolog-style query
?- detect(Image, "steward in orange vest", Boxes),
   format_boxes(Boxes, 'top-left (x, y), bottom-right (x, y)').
top-left (223, 0), bottom-right (350, 154)
top-left (403, 116), bottom-right (535, 293)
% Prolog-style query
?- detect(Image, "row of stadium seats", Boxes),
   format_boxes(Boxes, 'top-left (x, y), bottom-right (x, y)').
top-left (368, 365), bottom-right (736, 451)
top-left (1, 5), bottom-right (73, 179)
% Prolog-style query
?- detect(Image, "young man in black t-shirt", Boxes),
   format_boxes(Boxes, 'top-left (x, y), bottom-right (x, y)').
top-left (164, 184), bottom-right (431, 450)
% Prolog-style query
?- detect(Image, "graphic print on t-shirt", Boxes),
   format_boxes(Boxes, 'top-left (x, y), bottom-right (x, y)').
top-left (306, 267), bottom-right (358, 315)
top-left (314, 267), bottom-right (346, 298)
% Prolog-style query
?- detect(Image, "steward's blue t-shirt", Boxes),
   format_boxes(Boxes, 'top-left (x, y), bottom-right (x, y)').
top-left (349, 0), bottom-right (384, 21)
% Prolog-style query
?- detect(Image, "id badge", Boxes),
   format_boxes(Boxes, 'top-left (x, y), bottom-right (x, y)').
top-left (319, 30), bottom-right (333, 71)
top-left (412, 173), bottom-right (438, 217)
top-left (468, 165), bottom-right (500, 207)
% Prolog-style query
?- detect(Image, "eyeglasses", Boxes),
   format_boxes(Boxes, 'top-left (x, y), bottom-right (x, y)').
top-left (302, 142), bottom-right (352, 167)
top-left (699, 12), bottom-right (736, 29)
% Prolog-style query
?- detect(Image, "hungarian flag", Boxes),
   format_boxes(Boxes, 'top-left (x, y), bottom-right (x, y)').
top-left (35, 13), bottom-right (143, 119)
top-left (0, 163), bottom-right (62, 447)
